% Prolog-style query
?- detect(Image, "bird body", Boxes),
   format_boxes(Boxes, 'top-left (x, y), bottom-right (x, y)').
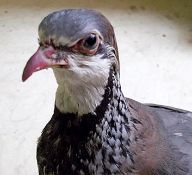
top-left (22, 9), bottom-right (192, 175)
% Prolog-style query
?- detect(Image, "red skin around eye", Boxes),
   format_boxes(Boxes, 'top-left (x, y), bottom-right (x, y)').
top-left (71, 38), bottom-right (99, 56)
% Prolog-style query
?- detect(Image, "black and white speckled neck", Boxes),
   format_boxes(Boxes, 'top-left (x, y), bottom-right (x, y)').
top-left (37, 67), bottom-right (140, 175)
top-left (22, 9), bottom-right (192, 175)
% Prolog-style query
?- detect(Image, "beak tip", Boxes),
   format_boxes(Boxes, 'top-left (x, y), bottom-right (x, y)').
top-left (22, 76), bottom-right (26, 82)
top-left (22, 66), bottom-right (32, 82)
top-left (22, 73), bottom-right (27, 82)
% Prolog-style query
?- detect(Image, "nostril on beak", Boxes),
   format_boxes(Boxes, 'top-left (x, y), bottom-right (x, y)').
top-left (44, 47), bottom-right (56, 58)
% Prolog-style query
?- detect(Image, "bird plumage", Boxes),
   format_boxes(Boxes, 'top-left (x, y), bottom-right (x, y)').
top-left (22, 9), bottom-right (192, 175)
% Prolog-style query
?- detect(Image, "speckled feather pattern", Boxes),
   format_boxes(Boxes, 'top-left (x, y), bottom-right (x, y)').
top-left (37, 68), bottom-right (140, 175)
top-left (33, 9), bottom-right (192, 175)
top-left (36, 67), bottom-right (192, 175)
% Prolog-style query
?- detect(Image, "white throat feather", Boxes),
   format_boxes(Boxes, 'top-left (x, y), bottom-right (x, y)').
top-left (53, 47), bottom-right (117, 116)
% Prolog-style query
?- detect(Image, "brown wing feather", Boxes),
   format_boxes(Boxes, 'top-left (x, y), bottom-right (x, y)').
top-left (126, 98), bottom-right (192, 175)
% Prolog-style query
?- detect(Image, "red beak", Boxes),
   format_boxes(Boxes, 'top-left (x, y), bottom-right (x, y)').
top-left (22, 46), bottom-right (68, 82)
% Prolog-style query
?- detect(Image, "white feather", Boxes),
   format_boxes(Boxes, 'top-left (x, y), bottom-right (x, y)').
top-left (53, 51), bottom-right (116, 116)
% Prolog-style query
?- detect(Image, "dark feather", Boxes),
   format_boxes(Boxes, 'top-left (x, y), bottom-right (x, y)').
top-left (148, 104), bottom-right (192, 174)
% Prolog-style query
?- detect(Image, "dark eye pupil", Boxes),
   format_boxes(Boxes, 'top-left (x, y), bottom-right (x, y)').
top-left (83, 34), bottom-right (97, 49)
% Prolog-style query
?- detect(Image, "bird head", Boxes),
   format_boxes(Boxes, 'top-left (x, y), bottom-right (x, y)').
top-left (22, 9), bottom-right (120, 115)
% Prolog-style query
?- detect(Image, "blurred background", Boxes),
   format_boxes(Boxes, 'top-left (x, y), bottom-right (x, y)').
top-left (0, 0), bottom-right (192, 174)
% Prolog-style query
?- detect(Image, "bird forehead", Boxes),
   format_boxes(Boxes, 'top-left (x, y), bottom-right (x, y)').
top-left (38, 9), bottom-right (110, 45)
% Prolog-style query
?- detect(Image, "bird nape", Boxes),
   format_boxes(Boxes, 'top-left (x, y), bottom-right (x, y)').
top-left (22, 9), bottom-right (192, 175)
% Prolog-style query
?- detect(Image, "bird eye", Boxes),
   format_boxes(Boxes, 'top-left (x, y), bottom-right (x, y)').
top-left (82, 34), bottom-right (97, 50)
top-left (72, 33), bottom-right (100, 55)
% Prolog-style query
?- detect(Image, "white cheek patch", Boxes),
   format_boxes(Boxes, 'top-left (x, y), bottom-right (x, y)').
top-left (53, 53), bottom-right (115, 116)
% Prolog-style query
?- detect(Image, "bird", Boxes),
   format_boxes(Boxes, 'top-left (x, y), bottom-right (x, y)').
top-left (22, 9), bottom-right (192, 175)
